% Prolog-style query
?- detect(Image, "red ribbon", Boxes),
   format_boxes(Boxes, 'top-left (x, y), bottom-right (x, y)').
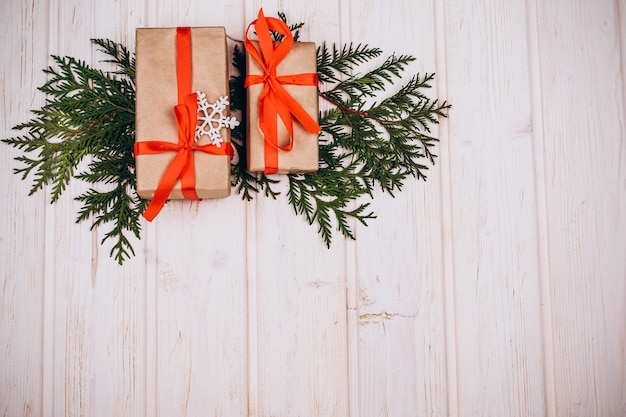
top-left (135, 27), bottom-right (234, 222)
top-left (244, 9), bottom-right (321, 174)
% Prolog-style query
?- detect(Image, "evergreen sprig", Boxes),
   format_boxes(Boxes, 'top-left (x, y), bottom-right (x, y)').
top-left (229, 20), bottom-right (450, 246)
top-left (309, 45), bottom-right (449, 239)
top-left (2, 38), bottom-right (144, 264)
top-left (3, 14), bottom-right (449, 262)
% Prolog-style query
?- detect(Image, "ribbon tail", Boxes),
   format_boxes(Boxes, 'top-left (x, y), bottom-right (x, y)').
top-left (180, 151), bottom-right (199, 201)
top-left (142, 150), bottom-right (190, 222)
top-left (271, 90), bottom-right (295, 152)
top-left (259, 94), bottom-right (279, 174)
top-left (271, 81), bottom-right (321, 135)
top-left (176, 93), bottom-right (200, 201)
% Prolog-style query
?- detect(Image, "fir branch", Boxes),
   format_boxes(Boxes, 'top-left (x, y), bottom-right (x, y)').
top-left (318, 51), bottom-right (451, 195)
top-left (229, 13), bottom-right (450, 246)
top-left (277, 12), bottom-right (305, 42)
top-left (91, 38), bottom-right (136, 80)
top-left (2, 39), bottom-right (143, 264)
top-left (5, 12), bottom-right (449, 261)
top-left (229, 28), bottom-right (378, 236)
top-left (286, 142), bottom-right (376, 245)
top-left (317, 43), bottom-right (382, 84)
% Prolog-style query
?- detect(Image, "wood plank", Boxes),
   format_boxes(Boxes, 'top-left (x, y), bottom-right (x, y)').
top-left (434, 1), bottom-right (460, 415)
top-left (143, 2), bottom-right (249, 416)
top-left (442, 0), bottom-right (546, 415)
top-left (526, 0), bottom-right (556, 415)
top-left (88, 2), bottom-right (150, 417)
top-left (0, 1), bottom-right (49, 416)
top-left (4, 3), bottom-right (626, 417)
top-left (243, 2), bottom-right (349, 416)
top-left (44, 1), bottom-right (105, 416)
top-left (42, 1), bottom-right (152, 413)
top-left (347, 1), bottom-right (449, 416)
top-left (535, 0), bottom-right (626, 415)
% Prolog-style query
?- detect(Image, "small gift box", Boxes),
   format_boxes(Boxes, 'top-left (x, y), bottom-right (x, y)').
top-left (245, 9), bottom-right (320, 174)
top-left (135, 27), bottom-right (235, 221)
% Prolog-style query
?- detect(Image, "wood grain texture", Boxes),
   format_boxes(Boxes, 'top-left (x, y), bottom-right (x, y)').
top-left (244, 2), bottom-right (349, 416)
top-left (443, 0), bottom-right (546, 416)
top-left (1, 1), bottom-right (625, 417)
top-left (434, 2), bottom-right (460, 416)
top-left (346, 1), bottom-right (449, 416)
top-left (0, 1), bottom-right (48, 416)
top-left (535, 0), bottom-right (626, 416)
top-left (526, 0), bottom-right (557, 415)
top-left (144, 2), bottom-right (249, 417)
top-left (45, 1), bottom-right (105, 416)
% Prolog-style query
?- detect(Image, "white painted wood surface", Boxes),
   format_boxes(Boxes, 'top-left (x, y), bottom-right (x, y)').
top-left (1, 1), bottom-right (624, 416)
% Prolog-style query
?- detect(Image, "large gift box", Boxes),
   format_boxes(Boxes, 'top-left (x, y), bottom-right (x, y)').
top-left (135, 27), bottom-right (233, 220)
top-left (245, 10), bottom-right (320, 174)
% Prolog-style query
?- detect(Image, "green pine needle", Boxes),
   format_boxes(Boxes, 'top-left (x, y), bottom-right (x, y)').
top-left (229, 16), bottom-right (449, 247)
top-left (3, 38), bottom-right (143, 265)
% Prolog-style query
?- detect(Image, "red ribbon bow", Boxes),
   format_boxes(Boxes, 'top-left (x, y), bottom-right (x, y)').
top-left (244, 9), bottom-right (321, 174)
top-left (134, 27), bottom-right (234, 222)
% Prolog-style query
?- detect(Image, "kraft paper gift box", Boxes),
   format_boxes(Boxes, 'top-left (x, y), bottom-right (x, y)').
top-left (245, 41), bottom-right (319, 174)
top-left (135, 27), bottom-right (232, 201)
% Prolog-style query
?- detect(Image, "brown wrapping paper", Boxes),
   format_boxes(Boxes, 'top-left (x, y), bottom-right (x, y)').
top-left (246, 41), bottom-right (319, 173)
top-left (135, 27), bottom-right (231, 200)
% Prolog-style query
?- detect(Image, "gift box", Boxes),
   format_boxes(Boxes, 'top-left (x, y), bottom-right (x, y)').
top-left (245, 10), bottom-right (320, 174)
top-left (135, 27), bottom-right (232, 207)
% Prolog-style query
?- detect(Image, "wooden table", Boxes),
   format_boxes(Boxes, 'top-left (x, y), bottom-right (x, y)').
top-left (1, 0), bottom-right (625, 416)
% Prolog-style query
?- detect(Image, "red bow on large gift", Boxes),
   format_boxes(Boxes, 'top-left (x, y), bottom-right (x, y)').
top-left (134, 27), bottom-right (234, 221)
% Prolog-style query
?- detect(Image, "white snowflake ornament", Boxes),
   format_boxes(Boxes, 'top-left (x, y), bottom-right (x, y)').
top-left (194, 91), bottom-right (240, 147)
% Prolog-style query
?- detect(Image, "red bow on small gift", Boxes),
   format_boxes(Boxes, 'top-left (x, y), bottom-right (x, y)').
top-left (244, 9), bottom-right (321, 174)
